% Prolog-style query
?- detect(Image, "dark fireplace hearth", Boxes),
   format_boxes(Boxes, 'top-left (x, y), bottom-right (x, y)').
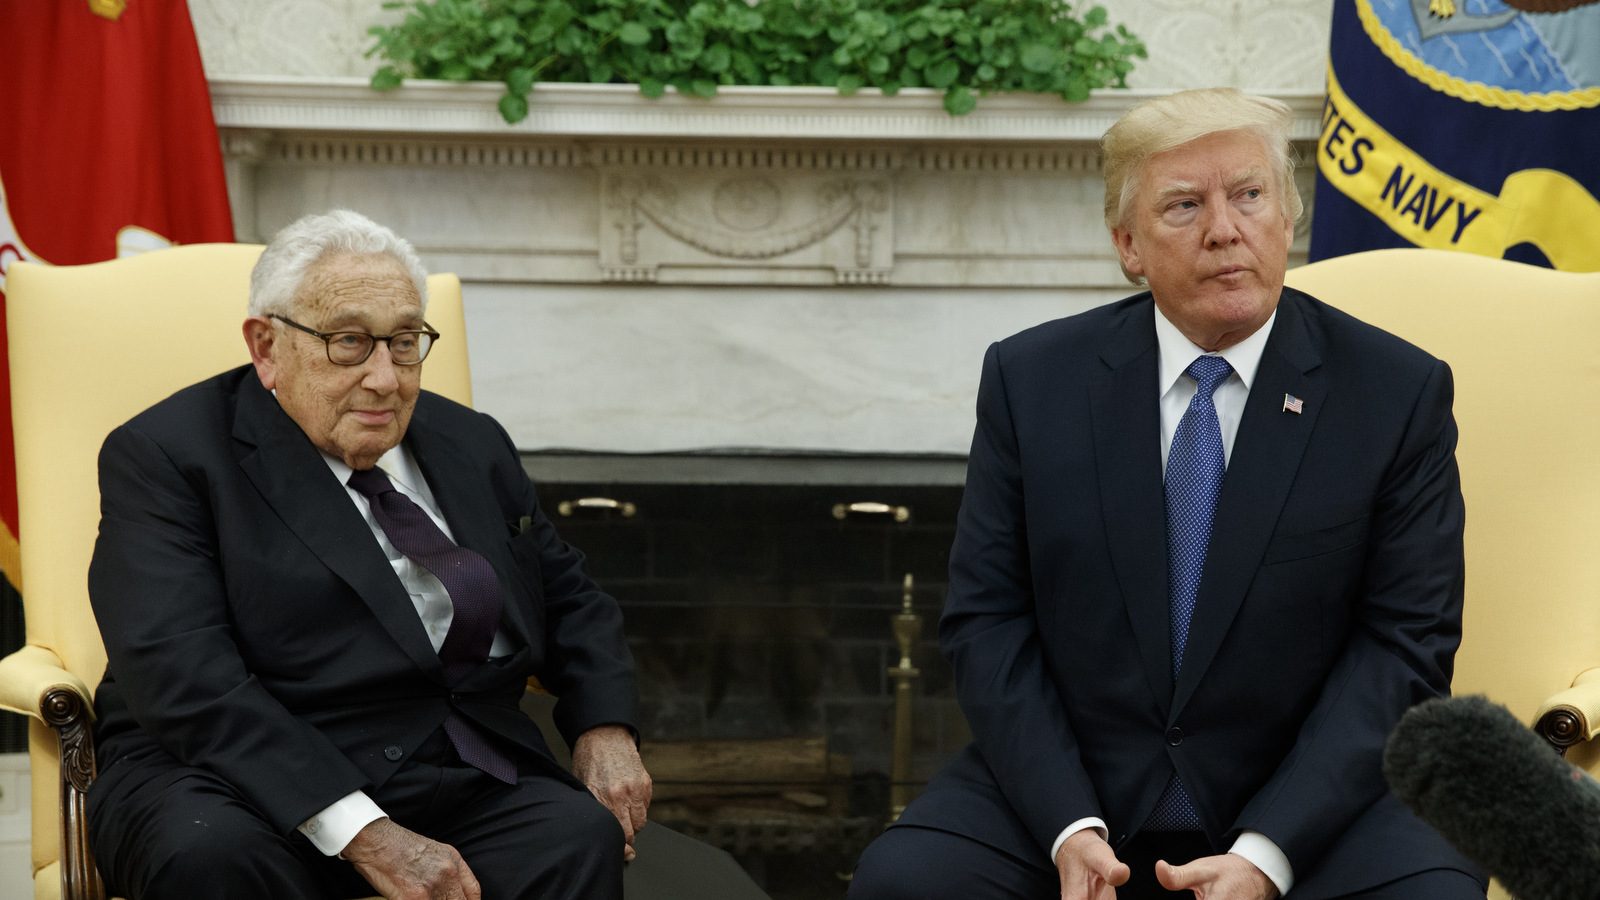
top-left (526, 454), bottom-right (970, 899)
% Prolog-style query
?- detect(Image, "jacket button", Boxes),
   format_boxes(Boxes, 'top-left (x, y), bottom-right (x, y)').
top-left (1166, 727), bottom-right (1184, 746)
top-left (384, 745), bottom-right (403, 761)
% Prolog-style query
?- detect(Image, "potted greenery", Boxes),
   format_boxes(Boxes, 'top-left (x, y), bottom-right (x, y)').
top-left (368, 0), bottom-right (1145, 122)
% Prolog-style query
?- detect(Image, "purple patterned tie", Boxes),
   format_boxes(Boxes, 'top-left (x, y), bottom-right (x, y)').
top-left (1146, 355), bottom-right (1232, 831)
top-left (347, 467), bottom-right (517, 784)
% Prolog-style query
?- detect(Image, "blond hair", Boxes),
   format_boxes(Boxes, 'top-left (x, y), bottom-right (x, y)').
top-left (1101, 88), bottom-right (1302, 235)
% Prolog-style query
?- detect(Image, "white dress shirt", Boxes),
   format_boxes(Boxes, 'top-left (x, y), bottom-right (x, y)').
top-left (297, 442), bottom-right (513, 856)
top-left (1048, 305), bottom-right (1293, 896)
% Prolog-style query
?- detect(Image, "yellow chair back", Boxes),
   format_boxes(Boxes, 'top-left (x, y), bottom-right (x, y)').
top-left (1286, 248), bottom-right (1600, 770)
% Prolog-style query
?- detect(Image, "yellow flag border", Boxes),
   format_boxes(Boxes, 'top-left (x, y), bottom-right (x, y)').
top-left (1356, 0), bottom-right (1600, 112)
top-left (1320, 65), bottom-right (1600, 272)
top-left (0, 526), bottom-right (18, 593)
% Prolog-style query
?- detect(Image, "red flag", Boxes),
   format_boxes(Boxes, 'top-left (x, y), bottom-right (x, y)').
top-left (0, 0), bottom-right (235, 588)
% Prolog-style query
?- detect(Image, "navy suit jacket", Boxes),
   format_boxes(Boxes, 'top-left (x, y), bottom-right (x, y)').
top-left (88, 366), bottom-right (636, 835)
top-left (899, 288), bottom-right (1478, 895)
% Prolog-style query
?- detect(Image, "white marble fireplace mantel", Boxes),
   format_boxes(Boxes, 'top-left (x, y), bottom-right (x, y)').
top-left (210, 77), bottom-right (1326, 456)
top-left (211, 77), bottom-right (1325, 142)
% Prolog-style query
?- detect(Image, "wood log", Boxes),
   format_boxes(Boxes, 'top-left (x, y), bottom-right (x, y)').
top-left (644, 736), bottom-right (851, 805)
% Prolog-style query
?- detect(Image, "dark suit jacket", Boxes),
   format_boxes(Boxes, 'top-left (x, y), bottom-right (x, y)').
top-left (88, 365), bottom-right (636, 835)
top-left (898, 288), bottom-right (1477, 895)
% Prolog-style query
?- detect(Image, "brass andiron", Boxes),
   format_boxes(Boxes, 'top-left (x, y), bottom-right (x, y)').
top-left (832, 501), bottom-right (912, 524)
top-left (888, 572), bottom-right (923, 822)
top-left (555, 496), bottom-right (638, 518)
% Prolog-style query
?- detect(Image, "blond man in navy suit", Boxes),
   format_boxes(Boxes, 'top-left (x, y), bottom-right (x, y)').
top-left (850, 90), bottom-right (1484, 900)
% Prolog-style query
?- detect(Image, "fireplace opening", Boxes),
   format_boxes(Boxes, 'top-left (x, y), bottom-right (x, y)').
top-left (524, 453), bottom-right (970, 899)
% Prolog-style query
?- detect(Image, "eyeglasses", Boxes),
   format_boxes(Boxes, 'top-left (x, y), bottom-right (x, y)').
top-left (270, 314), bottom-right (440, 366)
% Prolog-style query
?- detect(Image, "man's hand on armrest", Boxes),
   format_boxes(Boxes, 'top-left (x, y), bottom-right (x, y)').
top-left (341, 817), bottom-right (481, 900)
top-left (572, 724), bottom-right (653, 862)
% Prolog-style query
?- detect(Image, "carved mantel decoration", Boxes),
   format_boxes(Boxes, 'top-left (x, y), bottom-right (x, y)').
top-left (209, 78), bottom-right (1323, 291)
top-left (601, 158), bottom-right (892, 285)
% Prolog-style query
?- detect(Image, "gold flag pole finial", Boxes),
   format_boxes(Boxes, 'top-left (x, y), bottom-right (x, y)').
top-left (88, 0), bottom-right (127, 21)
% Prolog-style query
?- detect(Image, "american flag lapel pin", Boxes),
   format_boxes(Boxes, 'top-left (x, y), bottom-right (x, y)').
top-left (1282, 393), bottom-right (1304, 415)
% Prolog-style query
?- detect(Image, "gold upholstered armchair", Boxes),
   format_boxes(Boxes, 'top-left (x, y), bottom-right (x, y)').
top-left (1285, 249), bottom-right (1600, 765)
top-left (0, 244), bottom-right (472, 900)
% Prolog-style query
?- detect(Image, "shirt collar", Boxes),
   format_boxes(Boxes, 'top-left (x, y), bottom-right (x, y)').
top-left (1154, 301), bottom-right (1277, 397)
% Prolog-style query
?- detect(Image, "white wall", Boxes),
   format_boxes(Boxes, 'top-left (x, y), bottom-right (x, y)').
top-left (188, 0), bottom-right (1333, 92)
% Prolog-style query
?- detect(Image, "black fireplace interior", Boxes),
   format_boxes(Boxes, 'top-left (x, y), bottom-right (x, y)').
top-left (527, 456), bottom-right (969, 898)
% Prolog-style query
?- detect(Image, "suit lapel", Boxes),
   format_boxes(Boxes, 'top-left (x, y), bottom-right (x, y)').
top-left (1172, 292), bottom-right (1326, 716)
top-left (232, 376), bottom-right (446, 680)
top-left (406, 398), bottom-right (533, 648)
top-left (1089, 299), bottom-right (1174, 711)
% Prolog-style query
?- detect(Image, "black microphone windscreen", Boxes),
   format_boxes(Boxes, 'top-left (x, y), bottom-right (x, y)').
top-left (1384, 695), bottom-right (1600, 900)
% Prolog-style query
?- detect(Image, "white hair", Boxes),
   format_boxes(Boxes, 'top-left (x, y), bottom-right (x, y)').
top-left (248, 209), bottom-right (429, 317)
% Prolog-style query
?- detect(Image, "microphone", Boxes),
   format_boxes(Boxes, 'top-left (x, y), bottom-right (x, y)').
top-left (1383, 695), bottom-right (1600, 900)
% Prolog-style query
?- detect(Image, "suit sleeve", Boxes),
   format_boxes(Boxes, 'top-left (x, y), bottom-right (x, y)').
top-left (89, 424), bottom-right (368, 833)
top-left (486, 414), bottom-right (637, 747)
top-left (940, 342), bottom-right (1105, 854)
top-left (1233, 359), bottom-right (1465, 869)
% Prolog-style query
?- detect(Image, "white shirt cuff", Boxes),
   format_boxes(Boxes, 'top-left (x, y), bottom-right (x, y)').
top-left (1048, 817), bottom-right (1109, 866)
top-left (298, 791), bottom-right (386, 857)
top-left (1229, 830), bottom-right (1294, 897)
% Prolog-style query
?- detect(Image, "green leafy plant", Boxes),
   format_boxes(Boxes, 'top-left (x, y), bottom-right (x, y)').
top-left (368, 0), bottom-right (1145, 121)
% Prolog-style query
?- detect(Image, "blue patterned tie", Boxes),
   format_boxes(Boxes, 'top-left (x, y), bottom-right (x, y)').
top-left (348, 467), bottom-right (518, 784)
top-left (1146, 354), bottom-right (1232, 831)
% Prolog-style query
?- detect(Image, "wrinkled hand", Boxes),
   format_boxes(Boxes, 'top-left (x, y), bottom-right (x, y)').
top-left (1056, 830), bottom-right (1131, 900)
top-left (1155, 853), bottom-right (1277, 900)
top-left (572, 724), bottom-right (653, 862)
top-left (341, 817), bottom-right (481, 900)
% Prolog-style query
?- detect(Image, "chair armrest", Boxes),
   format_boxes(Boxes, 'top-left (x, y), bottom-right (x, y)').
top-left (0, 644), bottom-right (92, 721)
top-left (0, 643), bottom-right (106, 900)
top-left (1534, 667), bottom-right (1600, 752)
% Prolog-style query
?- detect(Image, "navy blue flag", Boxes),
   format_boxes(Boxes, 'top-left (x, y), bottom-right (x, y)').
top-left (1310, 0), bottom-right (1600, 272)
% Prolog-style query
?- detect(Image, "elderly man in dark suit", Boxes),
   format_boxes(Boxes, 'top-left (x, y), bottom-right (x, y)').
top-left (85, 210), bottom-right (651, 900)
top-left (848, 89), bottom-right (1485, 899)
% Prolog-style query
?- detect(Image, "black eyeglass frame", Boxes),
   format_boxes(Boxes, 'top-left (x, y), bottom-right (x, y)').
top-left (269, 314), bottom-right (441, 366)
